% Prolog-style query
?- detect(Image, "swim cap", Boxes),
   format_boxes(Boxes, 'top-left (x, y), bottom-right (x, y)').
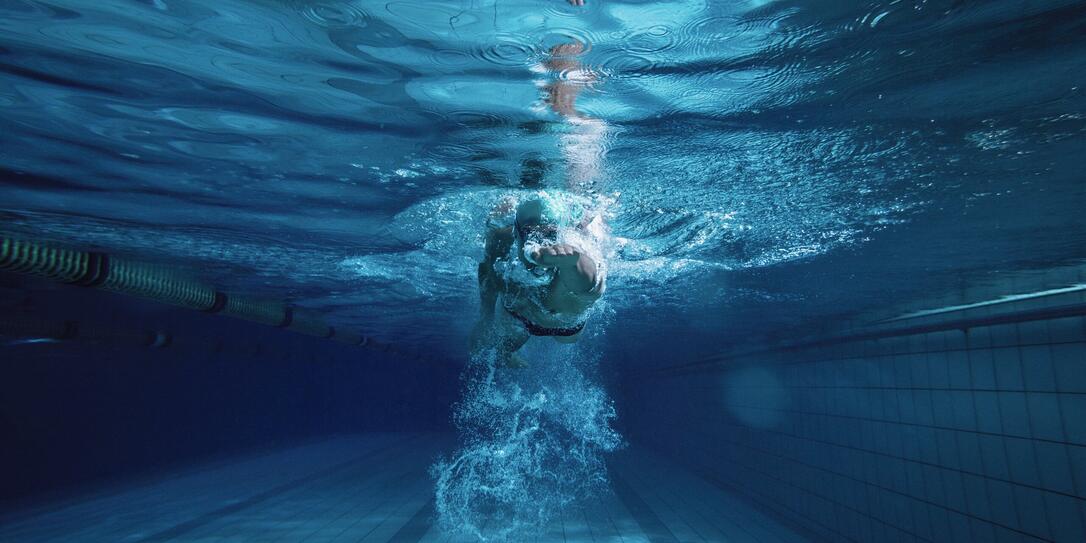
top-left (538, 192), bottom-right (570, 226)
top-left (516, 191), bottom-right (581, 227)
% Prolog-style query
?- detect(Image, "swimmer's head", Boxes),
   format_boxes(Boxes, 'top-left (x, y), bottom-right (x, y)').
top-left (514, 195), bottom-right (567, 245)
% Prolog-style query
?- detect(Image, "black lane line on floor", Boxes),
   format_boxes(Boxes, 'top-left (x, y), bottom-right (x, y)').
top-left (388, 496), bottom-right (435, 542)
top-left (135, 434), bottom-right (420, 543)
top-left (609, 459), bottom-right (680, 543)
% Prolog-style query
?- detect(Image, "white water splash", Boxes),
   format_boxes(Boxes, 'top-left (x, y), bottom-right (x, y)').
top-left (430, 340), bottom-right (623, 541)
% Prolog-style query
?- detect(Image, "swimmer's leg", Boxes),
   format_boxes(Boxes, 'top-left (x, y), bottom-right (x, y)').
top-left (505, 351), bottom-right (530, 369)
top-left (493, 308), bottom-right (531, 368)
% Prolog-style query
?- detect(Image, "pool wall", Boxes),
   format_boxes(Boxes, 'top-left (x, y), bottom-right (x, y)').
top-left (623, 266), bottom-right (1086, 542)
top-left (0, 275), bottom-right (458, 507)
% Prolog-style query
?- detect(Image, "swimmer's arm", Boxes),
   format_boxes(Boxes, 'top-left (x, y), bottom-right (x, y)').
top-left (478, 263), bottom-right (499, 320)
top-left (478, 227), bottom-right (512, 319)
top-left (531, 245), bottom-right (599, 293)
top-left (472, 261), bottom-right (500, 353)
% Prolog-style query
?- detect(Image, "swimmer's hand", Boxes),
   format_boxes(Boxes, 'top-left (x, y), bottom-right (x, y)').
top-left (530, 244), bottom-right (601, 294)
top-left (567, 0), bottom-right (585, 6)
top-left (530, 243), bottom-right (581, 267)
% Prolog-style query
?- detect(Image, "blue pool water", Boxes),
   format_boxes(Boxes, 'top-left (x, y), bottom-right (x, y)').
top-left (1, 1), bottom-right (1085, 542)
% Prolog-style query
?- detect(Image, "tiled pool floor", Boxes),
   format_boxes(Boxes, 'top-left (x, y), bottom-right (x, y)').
top-left (0, 434), bottom-right (809, 542)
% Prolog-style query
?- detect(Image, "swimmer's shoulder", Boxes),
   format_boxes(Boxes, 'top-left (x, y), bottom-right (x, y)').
top-left (484, 225), bottom-right (515, 259)
top-left (488, 225), bottom-right (514, 244)
top-left (555, 252), bottom-right (603, 298)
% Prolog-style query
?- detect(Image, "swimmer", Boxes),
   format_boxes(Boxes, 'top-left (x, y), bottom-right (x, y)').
top-left (472, 194), bottom-right (606, 368)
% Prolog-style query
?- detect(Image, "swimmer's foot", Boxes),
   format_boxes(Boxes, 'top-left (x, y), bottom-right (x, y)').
top-left (504, 353), bottom-right (530, 369)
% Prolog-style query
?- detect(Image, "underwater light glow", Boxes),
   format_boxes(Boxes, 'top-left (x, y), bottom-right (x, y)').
top-left (723, 365), bottom-right (789, 429)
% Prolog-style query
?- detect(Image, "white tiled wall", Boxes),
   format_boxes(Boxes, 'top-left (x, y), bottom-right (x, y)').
top-left (628, 290), bottom-right (1086, 542)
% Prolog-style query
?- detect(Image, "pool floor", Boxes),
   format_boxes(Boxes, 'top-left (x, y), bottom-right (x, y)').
top-left (0, 434), bottom-right (809, 542)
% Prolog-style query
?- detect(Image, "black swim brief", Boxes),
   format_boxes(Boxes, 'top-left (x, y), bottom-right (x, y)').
top-left (506, 308), bottom-right (585, 337)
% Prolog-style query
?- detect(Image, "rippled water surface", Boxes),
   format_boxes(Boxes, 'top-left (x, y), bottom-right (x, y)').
top-left (2, 0), bottom-right (1084, 358)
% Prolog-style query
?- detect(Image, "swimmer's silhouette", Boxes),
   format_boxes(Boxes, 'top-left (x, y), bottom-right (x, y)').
top-left (472, 27), bottom-right (608, 368)
top-left (473, 195), bottom-right (606, 368)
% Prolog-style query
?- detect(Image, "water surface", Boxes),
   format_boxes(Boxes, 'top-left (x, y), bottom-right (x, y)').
top-left (1, 0), bottom-right (1084, 359)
